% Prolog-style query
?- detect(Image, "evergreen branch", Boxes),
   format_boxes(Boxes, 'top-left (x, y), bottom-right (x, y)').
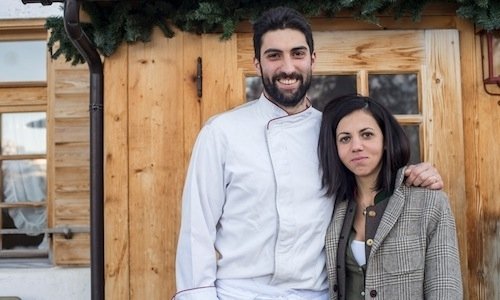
top-left (44, 0), bottom-right (500, 65)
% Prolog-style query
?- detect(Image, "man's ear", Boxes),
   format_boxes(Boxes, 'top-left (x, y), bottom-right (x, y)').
top-left (311, 51), bottom-right (316, 69)
top-left (254, 57), bottom-right (261, 76)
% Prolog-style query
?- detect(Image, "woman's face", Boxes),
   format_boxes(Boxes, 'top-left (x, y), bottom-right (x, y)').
top-left (336, 109), bottom-right (384, 181)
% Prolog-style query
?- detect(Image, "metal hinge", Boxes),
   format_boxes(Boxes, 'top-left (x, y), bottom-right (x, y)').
top-left (197, 57), bottom-right (202, 97)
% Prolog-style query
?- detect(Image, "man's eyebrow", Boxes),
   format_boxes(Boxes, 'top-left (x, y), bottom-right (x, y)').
top-left (262, 46), bottom-right (308, 55)
top-left (262, 48), bottom-right (283, 55)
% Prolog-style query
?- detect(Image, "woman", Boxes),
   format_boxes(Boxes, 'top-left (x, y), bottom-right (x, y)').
top-left (318, 94), bottom-right (462, 300)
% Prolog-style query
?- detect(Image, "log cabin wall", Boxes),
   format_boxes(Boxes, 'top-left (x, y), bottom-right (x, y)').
top-left (40, 6), bottom-right (495, 300)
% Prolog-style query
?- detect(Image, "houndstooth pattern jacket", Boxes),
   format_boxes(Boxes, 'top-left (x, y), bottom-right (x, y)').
top-left (325, 168), bottom-right (463, 300)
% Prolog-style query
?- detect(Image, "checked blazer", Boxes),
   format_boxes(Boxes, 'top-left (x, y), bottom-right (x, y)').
top-left (325, 168), bottom-right (463, 300)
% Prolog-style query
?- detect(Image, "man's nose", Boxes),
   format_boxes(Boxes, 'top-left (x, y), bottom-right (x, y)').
top-left (280, 56), bottom-right (295, 74)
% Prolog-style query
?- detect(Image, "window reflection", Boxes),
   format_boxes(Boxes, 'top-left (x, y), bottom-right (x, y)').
top-left (369, 74), bottom-right (418, 114)
top-left (0, 40), bottom-right (47, 83)
top-left (1, 112), bottom-right (46, 155)
top-left (2, 160), bottom-right (47, 225)
top-left (246, 75), bottom-right (357, 111)
top-left (402, 125), bottom-right (421, 164)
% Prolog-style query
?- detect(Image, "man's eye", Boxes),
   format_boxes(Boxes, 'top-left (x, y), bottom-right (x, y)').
top-left (293, 51), bottom-right (306, 58)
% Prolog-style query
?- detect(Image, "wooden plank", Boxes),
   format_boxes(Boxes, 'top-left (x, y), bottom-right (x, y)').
top-left (52, 234), bottom-right (90, 265)
top-left (237, 31), bottom-right (425, 73)
top-left (54, 68), bottom-right (90, 95)
top-left (49, 52), bottom-right (91, 265)
top-left (53, 196), bottom-right (89, 224)
top-left (234, 5), bottom-right (460, 32)
top-left (455, 18), bottom-right (483, 299)
top-left (423, 29), bottom-right (469, 296)
top-left (54, 143), bottom-right (90, 167)
top-left (0, 86), bottom-right (46, 106)
top-left (0, 19), bottom-right (47, 41)
top-left (54, 118), bottom-right (90, 143)
top-left (127, 28), bottom-right (186, 300)
top-left (54, 166), bottom-right (89, 193)
top-left (104, 42), bottom-right (130, 300)
top-left (182, 33), bottom-right (202, 170)
top-left (53, 93), bottom-right (89, 119)
top-left (202, 34), bottom-right (241, 122)
top-left (457, 17), bottom-right (500, 299)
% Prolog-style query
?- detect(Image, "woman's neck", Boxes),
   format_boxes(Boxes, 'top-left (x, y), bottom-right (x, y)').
top-left (355, 177), bottom-right (377, 207)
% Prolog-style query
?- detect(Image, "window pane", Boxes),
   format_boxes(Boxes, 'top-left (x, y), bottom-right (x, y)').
top-left (2, 159), bottom-right (47, 250)
top-left (246, 75), bottom-right (357, 111)
top-left (369, 74), bottom-right (418, 114)
top-left (309, 75), bottom-right (357, 111)
top-left (402, 125), bottom-right (421, 164)
top-left (2, 112), bottom-right (46, 155)
top-left (246, 77), bottom-right (262, 102)
top-left (0, 40), bottom-right (47, 83)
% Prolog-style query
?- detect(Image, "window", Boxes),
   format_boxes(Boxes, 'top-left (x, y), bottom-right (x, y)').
top-left (246, 72), bottom-right (421, 164)
top-left (245, 75), bottom-right (357, 110)
top-left (0, 37), bottom-right (49, 260)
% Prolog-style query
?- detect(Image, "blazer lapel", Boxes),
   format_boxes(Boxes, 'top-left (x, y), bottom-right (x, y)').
top-left (326, 200), bottom-right (348, 255)
top-left (369, 169), bottom-right (407, 257)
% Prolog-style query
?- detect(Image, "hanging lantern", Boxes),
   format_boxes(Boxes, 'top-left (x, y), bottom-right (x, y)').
top-left (478, 29), bottom-right (500, 95)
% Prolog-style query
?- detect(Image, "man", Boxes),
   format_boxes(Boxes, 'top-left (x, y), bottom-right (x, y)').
top-left (175, 6), bottom-right (443, 300)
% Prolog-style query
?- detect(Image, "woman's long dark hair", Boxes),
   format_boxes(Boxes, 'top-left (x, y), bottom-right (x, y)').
top-left (318, 94), bottom-right (411, 201)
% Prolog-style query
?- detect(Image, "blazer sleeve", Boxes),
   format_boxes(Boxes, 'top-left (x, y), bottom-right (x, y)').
top-left (174, 123), bottom-right (225, 300)
top-left (423, 190), bottom-right (463, 300)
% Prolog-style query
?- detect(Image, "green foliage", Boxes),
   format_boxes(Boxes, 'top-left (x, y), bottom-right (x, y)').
top-left (44, 0), bottom-right (500, 65)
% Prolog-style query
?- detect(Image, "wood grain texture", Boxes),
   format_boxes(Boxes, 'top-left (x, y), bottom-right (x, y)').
top-left (104, 42), bottom-right (130, 300)
top-left (48, 48), bottom-right (90, 265)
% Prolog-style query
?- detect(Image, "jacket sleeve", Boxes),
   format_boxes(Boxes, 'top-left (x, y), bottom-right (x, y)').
top-left (175, 123), bottom-right (226, 300)
top-left (424, 191), bottom-right (463, 299)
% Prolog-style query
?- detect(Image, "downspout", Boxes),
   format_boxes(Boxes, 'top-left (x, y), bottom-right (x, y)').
top-left (63, 1), bottom-right (105, 299)
top-left (22, 1), bottom-right (105, 299)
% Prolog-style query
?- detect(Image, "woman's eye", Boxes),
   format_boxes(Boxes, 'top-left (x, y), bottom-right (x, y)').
top-left (339, 136), bottom-right (350, 143)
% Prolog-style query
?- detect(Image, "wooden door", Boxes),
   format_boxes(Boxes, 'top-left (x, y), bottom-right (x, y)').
top-left (201, 28), bottom-right (468, 296)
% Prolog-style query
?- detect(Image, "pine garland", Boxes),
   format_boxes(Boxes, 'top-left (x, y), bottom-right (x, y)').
top-left (45, 0), bottom-right (500, 65)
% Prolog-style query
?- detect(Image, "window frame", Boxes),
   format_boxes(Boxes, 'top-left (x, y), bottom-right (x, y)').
top-left (0, 18), bottom-right (50, 262)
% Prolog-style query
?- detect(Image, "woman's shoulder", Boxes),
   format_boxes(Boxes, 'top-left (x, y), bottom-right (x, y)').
top-left (396, 184), bottom-right (451, 215)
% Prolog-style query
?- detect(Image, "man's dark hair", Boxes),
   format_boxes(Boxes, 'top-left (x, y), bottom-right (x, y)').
top-left (318, 94), bottom-right (411, 200)
top-left (252, 6), bottom-right (314, 60)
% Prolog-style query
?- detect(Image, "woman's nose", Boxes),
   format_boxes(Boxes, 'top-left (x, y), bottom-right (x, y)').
top-left (351, 137), bottom-right (363, 151)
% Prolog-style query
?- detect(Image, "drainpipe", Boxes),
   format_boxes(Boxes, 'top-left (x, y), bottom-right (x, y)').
top-left (64, 1), bottom-right (105, 299)
top-left (21, 1), bottom-right (105, 300)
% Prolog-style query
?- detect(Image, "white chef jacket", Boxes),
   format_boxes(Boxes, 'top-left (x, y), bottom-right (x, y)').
top-left (175, 95), bottom-right (334, 300)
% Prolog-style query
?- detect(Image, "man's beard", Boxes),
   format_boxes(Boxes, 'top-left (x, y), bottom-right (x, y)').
top-left (261, 71), bottom-right (311, 108)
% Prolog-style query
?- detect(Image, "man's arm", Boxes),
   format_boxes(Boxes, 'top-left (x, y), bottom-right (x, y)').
top-left (404, 162), bottom-right (443, 189)
top-left (175, 124), bottom-right (225, 300)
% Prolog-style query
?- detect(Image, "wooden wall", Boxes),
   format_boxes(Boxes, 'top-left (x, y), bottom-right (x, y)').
top-left (456, 18), bottom-right (500, 299)
top-left (103, 28), bottom-right (201, 299)
top-left (48, 53), bottom-right (90, 264)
